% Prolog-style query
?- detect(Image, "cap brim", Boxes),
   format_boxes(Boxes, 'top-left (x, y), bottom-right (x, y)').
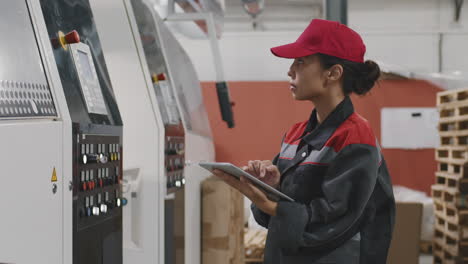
top-left (270, 42), bottom-right (317, 58)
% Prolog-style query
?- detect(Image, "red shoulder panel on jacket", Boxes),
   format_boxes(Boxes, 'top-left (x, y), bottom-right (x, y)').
top-left (325, 113), bottom-right (376, 152)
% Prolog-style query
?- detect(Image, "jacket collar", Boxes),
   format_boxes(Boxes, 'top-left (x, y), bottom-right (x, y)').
top-left (302, 96), bottom-right (355, 150)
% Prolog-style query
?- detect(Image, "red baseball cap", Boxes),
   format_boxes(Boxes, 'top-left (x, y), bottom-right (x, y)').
top-left (271, 19), bottom-right (366, 63)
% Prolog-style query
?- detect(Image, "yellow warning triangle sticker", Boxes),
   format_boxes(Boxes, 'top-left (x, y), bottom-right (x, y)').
top-left (51, 167), bottom-right (58, 182)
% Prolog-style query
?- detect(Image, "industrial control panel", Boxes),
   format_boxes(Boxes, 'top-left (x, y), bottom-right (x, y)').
top-left (133, 0), bottom-right (187, 195)
top-left (39, 0), bottom-right (124, 263)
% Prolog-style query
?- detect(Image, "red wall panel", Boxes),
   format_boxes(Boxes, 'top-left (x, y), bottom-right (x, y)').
top-left (201, 80), bottom-right (442, 194)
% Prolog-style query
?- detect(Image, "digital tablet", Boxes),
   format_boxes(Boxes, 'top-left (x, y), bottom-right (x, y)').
top-left (198, 162), bottom-right (294, 202)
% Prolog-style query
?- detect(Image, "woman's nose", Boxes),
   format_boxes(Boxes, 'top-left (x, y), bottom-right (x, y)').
top-left (288, 68), bottom-right (294, 79)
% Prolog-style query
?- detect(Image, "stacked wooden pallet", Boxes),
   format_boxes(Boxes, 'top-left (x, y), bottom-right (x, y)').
top-left (433, 88), bottom-right (468, 264)
top-left (244, 228), bottom-right (267, 263)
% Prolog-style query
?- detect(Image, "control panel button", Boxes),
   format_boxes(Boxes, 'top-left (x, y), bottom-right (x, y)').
top-left (92, 206), bottom-right (100, 216)
top-left (100, 204), bottom-right (107, 214)
top-left (64, 30), bottom-right (80, 44)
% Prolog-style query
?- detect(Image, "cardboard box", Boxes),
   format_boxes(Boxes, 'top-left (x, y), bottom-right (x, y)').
top-left (387, 202), bottom-right (423, 264)
top-left (202, 176), bottom-right (245, 264)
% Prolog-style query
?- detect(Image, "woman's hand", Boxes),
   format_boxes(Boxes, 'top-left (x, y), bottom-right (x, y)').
top-left (212, 169), bottom-right (277, 216)
top-left (243, 160), bottom-right (280, 189)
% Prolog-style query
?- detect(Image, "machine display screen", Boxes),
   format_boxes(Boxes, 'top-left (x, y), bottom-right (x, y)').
top-left (73, 45), bottom-right (108, 116)
top-left (78, 50), bottom-right (94, 79)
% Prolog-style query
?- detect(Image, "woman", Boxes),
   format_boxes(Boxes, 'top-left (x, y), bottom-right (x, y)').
top-left (213, 19), bottom-right (395, 264)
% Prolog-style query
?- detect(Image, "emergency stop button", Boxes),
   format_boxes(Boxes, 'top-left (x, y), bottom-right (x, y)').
top-left (52, 30), bottom-right (81, 50)
top-left (64, 30), bottom-right (80, 44)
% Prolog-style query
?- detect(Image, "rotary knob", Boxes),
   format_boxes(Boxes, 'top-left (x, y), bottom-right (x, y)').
top-left (99, 154), bottom-right (108, 164)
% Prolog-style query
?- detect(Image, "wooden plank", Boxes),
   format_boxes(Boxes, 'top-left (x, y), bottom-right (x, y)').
top-left (435, 172), bottom-right (468, 192)
top-left (436, 162), bottom-right (468, 178)
top-left (432, 240), bottom-right (445, 264)
top-left (439, 99), bottom-right (468, 110)
top-left (435, 214), bottom-right (468, 240)
top-left (437, 88), bottom-right (468, 106)
top-left (434, 226), bottom-right (468, 258)
top-left (439, 130), bottom-right (468, 137)
top-left (439, 134), bottom-right (468, 146)
top-left (432, 241), bottom-right (468, 264)
top-left (439, 115), bottom-right (468, 124)
top-left (436, 146), bottom-right (468, 162)
top-left (431, 184), bottom-right (468, 209)
top-left (438, 101), bottom-right (468, 122)
top-left (434, 202), bottom-right (468, 225)
top-left (439, 119), bottom-right (468, 136)
top-left (436, 157), bottom-right (468, 165)
top-left (432, 184), bottom-right (445, 201)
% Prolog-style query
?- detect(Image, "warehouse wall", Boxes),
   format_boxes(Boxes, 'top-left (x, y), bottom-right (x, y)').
top-left (169, 0), bottom-right (465, 194)
top-left (175, 0), bottom-right (468, 80)
top-left (201, 79), bottom-right (442, 194)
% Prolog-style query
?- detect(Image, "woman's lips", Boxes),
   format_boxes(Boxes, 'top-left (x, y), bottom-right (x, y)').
top-left (290, 83), bottom-right (297, 91)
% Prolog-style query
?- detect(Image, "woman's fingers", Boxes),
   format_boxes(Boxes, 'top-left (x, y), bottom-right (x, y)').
top-left (248, 161), bottom-right (256, 175)
top-left (247, 160), bottom-right (261, 176)
top-left (260, 163), bottom-right (267, 177)
top-left (266, 165), bottom-right (278, 173)
top-left (252, 160), bottom-right (259, 175)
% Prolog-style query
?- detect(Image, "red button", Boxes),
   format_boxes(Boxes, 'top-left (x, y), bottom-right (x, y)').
top-left (88, 182), bottom-right (93, 190)
top-left (82, 182), bottom-right (87, 191)
top-left (64, 30), bottom-right (80, 44)
top-left (100, 179), bottom-right (103, 188)
top-left (157, 73), bottom-right (166, 81)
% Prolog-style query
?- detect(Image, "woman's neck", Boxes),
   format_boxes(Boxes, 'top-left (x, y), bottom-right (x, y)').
top-left (312, 94), bottom-right (346, 124)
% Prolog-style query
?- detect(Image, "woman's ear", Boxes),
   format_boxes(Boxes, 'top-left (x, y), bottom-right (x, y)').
top-left (328, 64), bottom-right (344, 81)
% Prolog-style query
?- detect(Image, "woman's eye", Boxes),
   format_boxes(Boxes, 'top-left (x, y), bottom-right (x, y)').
top-left (297, 59), bottom-right (304, 64)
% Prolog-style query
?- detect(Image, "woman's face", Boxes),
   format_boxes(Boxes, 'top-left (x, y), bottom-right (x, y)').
top-left (288, 55), bottom-right (328, 100)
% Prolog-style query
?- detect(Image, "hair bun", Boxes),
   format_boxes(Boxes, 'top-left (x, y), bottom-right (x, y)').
top-left (353, 60), bottom-right (381, 95)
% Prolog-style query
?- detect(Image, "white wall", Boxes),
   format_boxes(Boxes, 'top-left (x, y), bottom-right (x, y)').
top-left (170, 0), bottom-right (468, 81)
